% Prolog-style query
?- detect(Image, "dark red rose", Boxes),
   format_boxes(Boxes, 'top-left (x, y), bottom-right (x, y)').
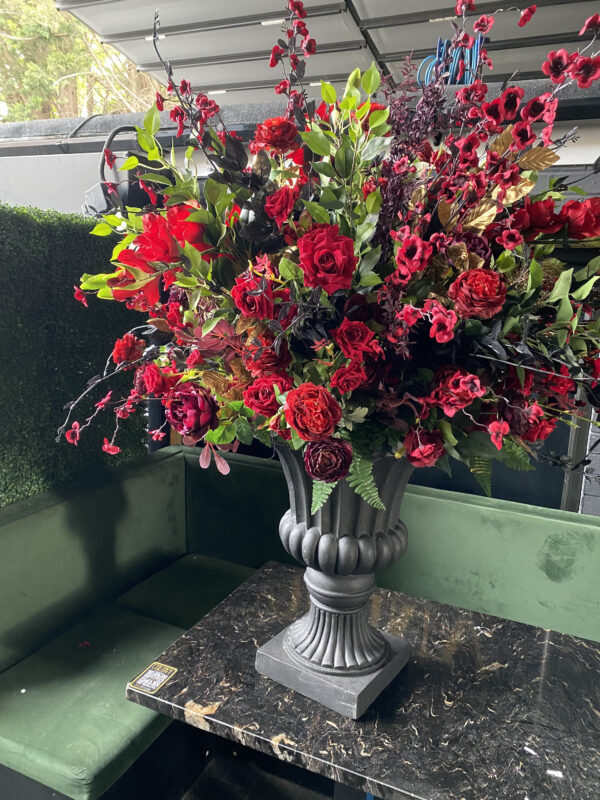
top-left (521, 415), bottom-right (556, 442)
top-left (330, 362), bottom-right (368, 394)
top-left (448, 269), bottom-right (507, 319)
top-left (404, 429), bottom-right (445, 468)
top-left (541, 49), bottom-right (573, 84)
top-left (242, 331), bottom-right (292, 376)
top-left (164, 385), bottom-right (217, 443)
top-left (298, 224), bottom-right (358, 295)
top-left (304, 438), bottom-right (353, 483)
top-left (112, 333), bottom-right (145, 366)
top-left (143, 364), bottom-right (181, 395)
top-left (252, 116), bottom-right (298, 154)
top-left (284, 383), bottom-right (342, 441)
top-left (344, 293), bottom-right (372, 322)
top-left (264, 185), bottom-right (299, 228)
top-left (332, 318), bottom-right (383, 362)
top-left (231, 273), bottom-right (274, 319)
top-left (242, 373), bottom-right (293, 417)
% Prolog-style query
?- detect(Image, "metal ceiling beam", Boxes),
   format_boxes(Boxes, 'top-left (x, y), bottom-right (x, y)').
top-left (344, 0), bottom-right (390, 81)
top-left (137, 40), bottom-right (366, 72)
top-left (101, 4), bottom-right (346, 44)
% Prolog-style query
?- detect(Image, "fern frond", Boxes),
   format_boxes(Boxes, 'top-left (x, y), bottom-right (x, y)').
top-left (471, 456), bottom-right (492, 497)
top-left (348, 453), bottom-right (385, 510)
top-left (500, 439), bottom-right (536, 472)
top-left (311, 480), bottom-right (336, 514)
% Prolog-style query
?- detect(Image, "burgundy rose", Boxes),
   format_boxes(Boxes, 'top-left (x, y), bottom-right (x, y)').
top-left (332, 318), bottom-right (383, 361)
top-left (298, 224), bottom-right (358, 295)
top-left (231, 273), bottom-right (274, 319)
top-left (252, 116), bottom-right (298, 154)
top-left (404, 429), bottom-right (445, 468)
top-left (264, 185), bottom-right (299, 228)
top-left (242, 373), bottom-right (293, 417)
top-left (448, 269), bottom-right (507, 319)
top-left (330, 362), bottom-right (368, 394)
top-left (284, 383), bottom-right (342, 441)
top-left (164, 385), bottom-right (217, 443)
top-left (242, 331), bottom-right (292, 376)
top-left (304, 438), bottom-right (353, 483)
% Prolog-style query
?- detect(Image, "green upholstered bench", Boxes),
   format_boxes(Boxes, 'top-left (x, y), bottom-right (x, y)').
top-left (0, 451), bottom-right (255, 800)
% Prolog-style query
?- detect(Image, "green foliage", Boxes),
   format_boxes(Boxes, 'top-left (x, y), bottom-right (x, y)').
top-left (347, 453), bottom-right (385, 510)
top-left (311, 480), bottom-right (336, 514)
top-left (471, 457), bottom-right (492, 498)
top-left (0, 204), bottom-right (145, 508)
top-left (500, 440), bottom-right (536, 472)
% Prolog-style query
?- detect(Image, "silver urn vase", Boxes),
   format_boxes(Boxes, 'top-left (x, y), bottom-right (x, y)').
top-left (255, 445), bottom-right (413, 718)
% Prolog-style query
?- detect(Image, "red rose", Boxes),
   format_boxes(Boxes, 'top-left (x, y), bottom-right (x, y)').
top-left (264, 185), bottom-right (299, 228)
top-left (284, 383), bottom-right (342, 441)
top-left (523, 197), bottom-right (564, 238)
top-left (521, 416), bottom-right (556, 442)
top-left (404, 429), bottom-right (445, 468)
top-left (242, 373), bottom-right (293, 417)
top-left (231, 273), bottom-right (274, 319)
top-left (332, 318), bottom-right (383, 361)
top-left (112, 333), bottom-right (145, 365)
top-left (166, 205), bottom-right (211, 256)
top-left (298, 224), bottom-right (358, 295)
top-left (164, 385), bottom-right (217, 444)
top-left (330, 362), bottom-right (368, 394)
top-left (252, 116), bottom-right (298, 154)
top-left (242, 331), bottom-right (292, 376)
top-left (448, 269), bottom-right (507, 319)
top-left (304, 438), bottom-right (353, 483)
top-left (559, 199), bottom-right (600, 239)
top-left (131, 213), bottom-right (180, 263)
top-left (142, 364), bottom-right (181, 395)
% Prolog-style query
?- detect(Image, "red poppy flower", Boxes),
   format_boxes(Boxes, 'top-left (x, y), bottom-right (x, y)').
top-left (579, 14), bottom-right (600, 36)
top-left (541, 49), bottom-right (573, 84)
top-left (489, 420), bottom-right (510, 451)
top-left (518, 5), bottom-right (537, 27)
top-left (474, 15), bottom-right (494, 34)
top-left (567, 55), bottom-right (600, 89)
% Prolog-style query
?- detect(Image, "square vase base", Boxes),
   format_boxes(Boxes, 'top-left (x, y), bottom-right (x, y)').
top-left (255, 630), bottom-right (410, 719)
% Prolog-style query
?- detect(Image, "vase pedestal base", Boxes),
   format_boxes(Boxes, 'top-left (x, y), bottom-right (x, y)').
top-left (255, 629), bottom-right (409, 719)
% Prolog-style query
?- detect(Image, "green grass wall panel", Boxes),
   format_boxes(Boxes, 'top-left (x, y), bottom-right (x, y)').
top-left (0, 451), bottom-right (186, 671)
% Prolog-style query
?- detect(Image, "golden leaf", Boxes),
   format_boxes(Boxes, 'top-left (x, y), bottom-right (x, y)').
top-left (409, 186), bottom-right (427, 210)
top-left (489, 124), bottom-right (514, 155)
top-left (146, 317), bottom-right (171, 332)
top-left (235, 317), bottom-right (254, 334)
top-left (468, 252), bottom-right (485, 270)
top-left (437, 199), bottom-right (456, 231)
top-left (494, 178), bottom-right (535, 205)
top-left (462, 200), bottom-right (498, 233)
top-left (229, 358), bottom-right (252, 383)
top-left (447, 243), bottom-right (469, 271)
top-left (200, 370), bottom-right (229, 396)
top-left (517, 146), bottom-right (560, 171)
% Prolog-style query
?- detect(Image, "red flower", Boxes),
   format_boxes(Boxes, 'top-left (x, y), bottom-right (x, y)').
top-left (499, 87), bottom-right (524, 121)
top-left (428, 368), bottom-right (486, 418)
top-left (243, 331), bottom-right (292, 376)
top-left (559, 199), bottom-right (600, 239)
top-left (102, 438), bottom-right (121, 455)
top-left (179, 79), bottom-right (192, 96)
top-left (302, 37), bottom-right (317, 56)
top-left (242, 374), bottom-right (293, 417)
top-left (103, 148), bottom-right (117, 168)
top-left (518, 5), bottom-right (537, 27)
top-left (65, 421), bottom-right (80, 446)
top-left (330, 362), bottom-right (368, 394)
top-left (520, 92), bottom-right (552, 123)
top-left (455, 0), bottom-right (476, 13)
top-left (541, 50), bottom-right (573, 84)
top-left (231, 273), bottom-right (274, 319)
top-left (269, 414), bottom-right (291, 441)
top-left (274, 79), bottom-right (290, 95)
top-left (269, 45), bottom-right (285, 68)
top-left (393, 234), bottom-right (433, 284)
top-left (131, 213), bottom-right (180, 263)
top-left (155, 92), bottom-right (164, 111)
top-left (474, 14), bottom-right (494, 33)
top-left (164, 385), bottom-right (217, 444)
top-left (298, 224), bottom-right (358, 295)
top-left (304, 438), bottom-right (353, 483)
top-left (166, 205), bottom-right (211, 254)
top-left (489, 420), bottom-right (510, 450)
top-left (169, 106), bottom-right (186, 137)
top-left (74, 286), bottom-right (88, 307)
top-left (288, 0), bottom-right (306, 18)
top-left (448, 269), bottom-right (507, 319)
top-left (456, 133), bottom-right (481, 167)
top-left (496, 228), bottom-right (523, 250)
top-left (521, 411), bottom-right (557, 442)
top-left (567, 55), bottom-right (600, 89)
top-left (251, 116), bottom-right (298, 154)
top-left (142, 364), bottom-right (181, 395)
top-left (264, 185), bottom-right (299, 228)
top-left (524, 197), bottom-right (564, 237)
top-left (511, 121), bottom-right (536, 149)
top-left (112, 333), bottom-right (146, 365)
top-left (404, 429), bottom-right (445, 468)
top-left (423, 299), bottom-right (458, 343)
top-left (580, 14), bottom-right (600, 36)
top-left (332, 318), bottom-right (383, 361)
top-left (284, 383), bottom-right (342, 441)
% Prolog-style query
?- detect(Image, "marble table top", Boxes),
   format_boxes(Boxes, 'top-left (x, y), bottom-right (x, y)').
top-left (126, 562), bottom-right (600, 800)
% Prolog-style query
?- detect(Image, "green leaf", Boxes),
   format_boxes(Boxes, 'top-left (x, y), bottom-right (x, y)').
top-left (334, 138), bottom-right (354, 179)
top-left (320, 187), bottom-right (344, 210)
top-left (202, 316), bottom-right (223, 336)
top-left (347, 452), bottom-right (385, 510)
top-left (355, 220), bottom-right (376, 245)
top-left (144, 104), bottom-right (161, 136)
top-left (358, 245), bottom-right (381, 276)
top-left (204, 425), bottom-right (236, 444)
top-left (527, 259), bottom-right (544, 291)
top-left (569, 185), bottom-right (588, 196)
top-left (500, 439), bottom-right (536, 472)
top-left (289, 428), bottom-right (304, 450)
top-left (90, 222), bottom-right (113, 237)
top-left (300, 130), bottom-right (332, 157)
top-left (279, 257), bottom-right (304, 281)
top-left (574, 255), bottom-right (600, 281)
top-left (320, 80), bottom-right (337, 105)
top-left (360, 136), bottom-right (389, 163)
top-left (439, 420), bottom-right (458, 447)
top-left (138, 172), bottom-right (173, 186)
top-left (358, 271), bottom-right (382, 287)
top-left (471, 457), bottom-right (492, 498)
top-left (366, 108), bottom-right (389, 128)
top-left (361, 62), bottom-right (381, 95)
top-left (204, 177), bottom-right (227, 207)
top-left (548, 268), bottom-right (573, 303)
top-left (571, 275), bottom-right (600, 300)
top-left (234, 416), bottom-right (253, 445)
top-left (312, 161), bottom-right (336, 178)
top-left (80, 271), bottom-right (118, 290)
top-left (555, 295), bottom-right (573, 324)
top-left (311, 480), bottom-right (336, 514)
top-left (343, 67), bottom-right (362, 100)
top-left (495, 251), bottom-right (517, 273)
top-left (118, 155), bottom-right (139, 171)
top-left (365, 188), bottom-right (382, 214)
top-left (303, 200), bottom-right (330, 224)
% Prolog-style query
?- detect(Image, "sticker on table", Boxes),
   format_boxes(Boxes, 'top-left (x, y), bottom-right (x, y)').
top-left (129, 662), bottom-right (178, 694)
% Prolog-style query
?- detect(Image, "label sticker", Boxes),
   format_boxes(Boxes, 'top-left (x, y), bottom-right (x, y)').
top-left (129, 662), bottom-right (178, 695)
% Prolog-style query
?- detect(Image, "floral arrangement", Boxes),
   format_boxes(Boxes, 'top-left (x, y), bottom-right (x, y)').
top-left (61, 1), bottom-right (600, 510)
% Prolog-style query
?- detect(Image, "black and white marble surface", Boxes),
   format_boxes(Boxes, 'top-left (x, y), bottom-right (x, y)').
top-left (126, 562), bottom-right (600, 800)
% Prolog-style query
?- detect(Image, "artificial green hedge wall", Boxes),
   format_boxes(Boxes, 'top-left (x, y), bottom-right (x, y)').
top-left (0, 204), bottom-right (146, 508)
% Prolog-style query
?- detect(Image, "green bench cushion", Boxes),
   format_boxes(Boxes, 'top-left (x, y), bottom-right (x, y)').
top-left (116, 554), bottom-right (255, 630)
top-left (0, 605), bottom-right (182, 800)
